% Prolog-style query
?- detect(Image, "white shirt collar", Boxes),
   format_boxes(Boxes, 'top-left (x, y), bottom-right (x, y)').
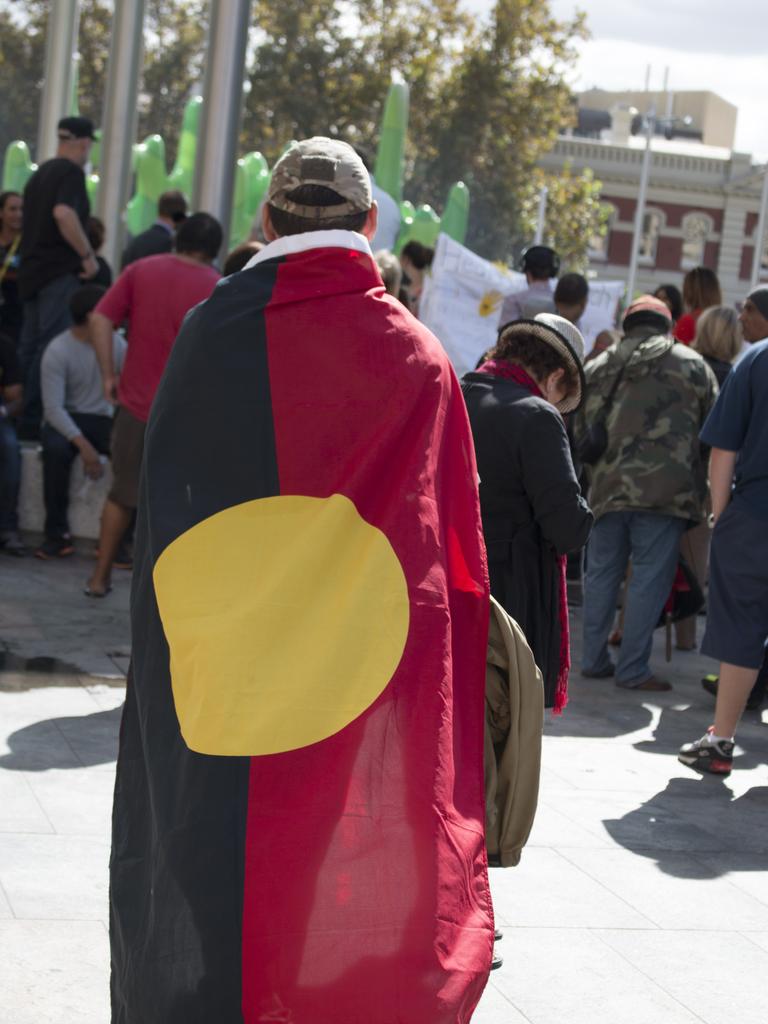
top-left (244, 230), bottom-right (373, 270)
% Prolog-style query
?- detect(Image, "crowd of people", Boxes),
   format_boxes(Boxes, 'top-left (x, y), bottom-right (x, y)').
top-left (0, 117), bottom-right (437, 573)
top-left (0, 116), bottom-right (766, 768)
top-left (2, 116), bottom-right (766, 1018)
top-left (471, 250), bottom-right (768, 775)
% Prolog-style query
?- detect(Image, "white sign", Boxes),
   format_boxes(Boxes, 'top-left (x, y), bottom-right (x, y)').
top-left (418, 235), bottom-right (526, 376)
top-left (579, 280), bottom-right (625, 349)
top-left (419, 234), bottom-right (625, 374)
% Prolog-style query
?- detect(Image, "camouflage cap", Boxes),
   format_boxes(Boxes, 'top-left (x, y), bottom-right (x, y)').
top-left (267, 138), bottom-right (372, 220)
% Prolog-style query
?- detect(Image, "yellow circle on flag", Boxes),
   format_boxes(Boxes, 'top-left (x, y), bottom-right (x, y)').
top-left (153, 494), bottom-right (410, 757)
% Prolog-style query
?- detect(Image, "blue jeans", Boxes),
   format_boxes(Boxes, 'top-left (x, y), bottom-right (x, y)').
top-left (582, 511), bottom-right (685, 686)
top-left (0, 415), bottom-right (21, 533)
top-left (18, 273), bottom-right (80, 439)
top-left (40, 414), bottom-right (112, 540)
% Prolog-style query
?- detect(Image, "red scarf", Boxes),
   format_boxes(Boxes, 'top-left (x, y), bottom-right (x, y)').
top-left (477, 359), bottom-right (570, 714)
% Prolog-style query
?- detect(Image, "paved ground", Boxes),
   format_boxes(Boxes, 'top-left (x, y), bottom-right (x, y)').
top-left (0, 546), bottom-right (766, 1023)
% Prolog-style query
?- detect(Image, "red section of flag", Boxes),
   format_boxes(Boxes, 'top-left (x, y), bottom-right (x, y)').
top-left (240, 245), bottom-right (492, 1023)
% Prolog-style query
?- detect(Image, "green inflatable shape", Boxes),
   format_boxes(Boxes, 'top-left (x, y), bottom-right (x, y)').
top-left (89, 134), bottom-right (101, 174)
top-left (168, 95), bottom-right (202, 200)
top-left (397, 204), bottom-right (440, 251)
top-left (374, 80), bottom-right (409, 204)
top-left (229, 159), bottom-right (252, 249)
top-left (440, 181), bottom-right (470, 244)
top-left (86, 173), bottom-right (100, 208)
top-left (241, 151), bottom-right (271, 220)
top-left (2, 141), bottom-right (35, 192)
top-left (394, 201), bottom-right (415, 254)
top-left (125, 134), bottom-right (169, 237)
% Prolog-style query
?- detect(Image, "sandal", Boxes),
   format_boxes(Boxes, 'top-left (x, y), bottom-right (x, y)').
top-left (83, 584), bottom-right (113, 599)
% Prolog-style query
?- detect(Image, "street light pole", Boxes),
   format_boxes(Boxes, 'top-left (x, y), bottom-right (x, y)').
top-left (533, 187), bottom-right (548, 245)
top-left (97, 0), bottom-right (145, 272)
top-left (750, 163), bottom-right (768, 289)
top-left (37, 0), bottom-right (80, 162)
top-left (192, 0), bottom-right (252, 258)
top-left (626, 107), bottom-right (655, 305)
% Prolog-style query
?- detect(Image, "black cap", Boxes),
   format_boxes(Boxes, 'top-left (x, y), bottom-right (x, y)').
top-left (520, 244), bottom-right (560, 278)
top-left (57, 116), bottom-right (96, 140)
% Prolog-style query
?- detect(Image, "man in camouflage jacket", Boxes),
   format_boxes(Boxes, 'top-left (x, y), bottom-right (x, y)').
top-left (577, 295), bottom-right (718, 690)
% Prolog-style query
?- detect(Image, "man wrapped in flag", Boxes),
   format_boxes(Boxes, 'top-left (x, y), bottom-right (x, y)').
top-left (110, 138), bottom-right (493, 1023)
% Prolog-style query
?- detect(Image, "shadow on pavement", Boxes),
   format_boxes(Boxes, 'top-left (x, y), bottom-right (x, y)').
top-left (0, 705), bottom-right (123, 771)
top-left (603, 776), bottom-right (768, 875)
top-left (0, 657), bottom-right (125, 693)
top-left (545, 677), bottom-right (655, 739)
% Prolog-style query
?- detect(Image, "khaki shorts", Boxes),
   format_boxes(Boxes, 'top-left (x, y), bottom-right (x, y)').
top-left (109, 406), bottom-right (146, 509)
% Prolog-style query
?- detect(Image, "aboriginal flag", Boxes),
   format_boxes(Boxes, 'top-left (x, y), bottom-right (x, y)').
top-left (110, 231), bottom-right (493, 1024)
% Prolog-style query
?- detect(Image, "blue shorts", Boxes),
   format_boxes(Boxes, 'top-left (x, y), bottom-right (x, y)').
top-left (701, 501), bottom-right (768, 669)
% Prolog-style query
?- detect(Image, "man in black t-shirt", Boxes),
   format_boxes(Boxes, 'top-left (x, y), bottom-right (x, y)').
top-left (17, 116), bottom-right (99, 439)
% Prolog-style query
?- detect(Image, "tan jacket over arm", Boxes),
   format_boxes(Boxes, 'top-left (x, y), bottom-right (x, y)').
top-left (484, 596), bottom-right (544, 867)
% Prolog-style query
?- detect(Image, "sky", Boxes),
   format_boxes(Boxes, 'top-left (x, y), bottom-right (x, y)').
top-left (467, 0), bottom-right (768, 159)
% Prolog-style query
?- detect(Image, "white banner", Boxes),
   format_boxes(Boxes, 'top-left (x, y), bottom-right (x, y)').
top-left (418, 235), bottom-right (526, 376)
top-left (419, 234), bottom-right (625, 374)
top-left (579, 280), bottom-right (625, 351)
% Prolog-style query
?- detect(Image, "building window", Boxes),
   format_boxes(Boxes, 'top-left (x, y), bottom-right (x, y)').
top-left (681, 212), bottom-right (713, 269)
top-left (639, 209), bottom-right (663, 264)
top-left (588, 204), bottom-right (616, 261)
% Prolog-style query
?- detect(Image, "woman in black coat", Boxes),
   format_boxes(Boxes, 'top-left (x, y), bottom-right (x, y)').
top-left (462, 314), bottom-right (593, 710)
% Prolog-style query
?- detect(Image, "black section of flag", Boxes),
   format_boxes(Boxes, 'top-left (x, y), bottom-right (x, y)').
top-left (110, 261), bottom-right (281, 1023)
top-left (143, 262), bottom-right (282, 559)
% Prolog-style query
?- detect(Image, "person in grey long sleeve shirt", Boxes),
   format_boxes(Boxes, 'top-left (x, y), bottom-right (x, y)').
top-left (36, 284), bottom-right (126, 558)
top-left (499, 245), bottom-right (559, 326)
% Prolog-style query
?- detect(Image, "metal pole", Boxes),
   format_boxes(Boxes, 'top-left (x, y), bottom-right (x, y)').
top-left (626, 109), bottom-right (655, 304)
top-left (37, 0), bottom-right (80, 162)
top-left (534, 187), bottom-right (548, 245)
top-left (192, 0), bottom-right (252, 258)
top-left (663, 67), bottom-right (674, 122)
top-left (96, 0), bottom-right (145, 272)
top-left (750, 163), bottom-right (768, 289)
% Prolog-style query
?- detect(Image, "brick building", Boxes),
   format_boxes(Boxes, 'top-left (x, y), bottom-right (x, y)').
top-left (538, 91), bottom-right (767, 305)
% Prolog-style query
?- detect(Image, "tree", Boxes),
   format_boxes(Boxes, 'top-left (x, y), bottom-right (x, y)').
top-left (0, 0), bottom-right (205, 167)
top-left (0, 0), bottom-right (598, 264)
top-left (76, 0), bottom-right (113, 129)
top-left (0, 0), bottom-right (113, 158)
top-left (409, 0), bottom-right (587, 260)
top-left (519, 164), bottom-right (611, 272)
top-left (242, 0), bottom-right (470, 163)
top-left (139, 0), bottom-right (207, 165)
top-left (242, 0), bottom-right (588, 262)
top-left (0, 1), bottom-right (46, 159)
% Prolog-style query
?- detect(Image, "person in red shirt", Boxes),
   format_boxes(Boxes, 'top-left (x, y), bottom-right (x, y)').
top-left (86, 212), bottom-right (222, 596)
top-left (673, 266), bottom-right (722, 344)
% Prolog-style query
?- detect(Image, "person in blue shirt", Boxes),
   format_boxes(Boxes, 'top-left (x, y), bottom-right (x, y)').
top-left (679, 285), bottom-right (768, 775)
